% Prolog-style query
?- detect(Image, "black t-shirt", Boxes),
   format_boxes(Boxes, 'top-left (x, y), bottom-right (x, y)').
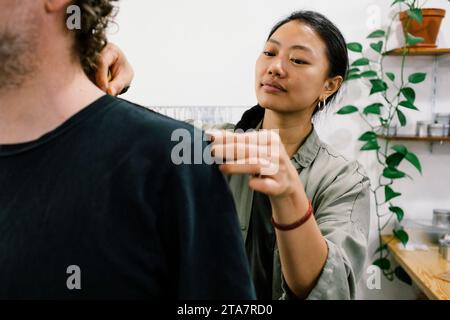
top-left (0, 95), bottom-right (255, 299)
top-left (245, 191), bottom-right (276, 300)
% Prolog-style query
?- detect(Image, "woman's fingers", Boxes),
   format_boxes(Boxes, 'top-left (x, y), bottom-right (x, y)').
top-left (208, 130), bottom-right (284, 176)
top-left (95, 43), bottom-right (134, 96)
top-left (218, 158), bottom-right (272, 174)
top-left (211, 143), bottom-right (274, 161)
top-left (209, 131), bottom-right (280, 161)
top-left (107, 58), bottom-right (134, 96)
top-left (96, 43), bottom-right (119, 92)
top-left (218, 158), bottom-right (280, 177)
top-left (207, 130), bottom-right (276, 146)
top-left (248, 176), bottom-right (281, 195)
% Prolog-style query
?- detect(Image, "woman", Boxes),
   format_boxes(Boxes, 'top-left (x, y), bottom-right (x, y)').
top-left (96, 11), bottom-right (370, 300)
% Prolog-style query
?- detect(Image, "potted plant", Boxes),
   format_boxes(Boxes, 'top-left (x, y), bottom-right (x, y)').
top-left (335, 0), bottom-right (450, 284)
top-left (395, 0), bottom-right (449, 48)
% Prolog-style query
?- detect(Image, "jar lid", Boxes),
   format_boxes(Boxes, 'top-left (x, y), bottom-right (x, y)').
top-left (433, 209), bottom-right (450, 215)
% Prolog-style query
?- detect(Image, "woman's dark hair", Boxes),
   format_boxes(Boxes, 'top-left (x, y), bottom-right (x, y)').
top-left (236, 10), bottom-right (349, 130)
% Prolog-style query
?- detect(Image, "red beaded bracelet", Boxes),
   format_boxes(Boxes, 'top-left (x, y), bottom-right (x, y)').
top-left (271, 200), bottom-right (314, 231)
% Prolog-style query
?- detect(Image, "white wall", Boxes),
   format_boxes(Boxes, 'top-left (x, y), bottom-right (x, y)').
top-left (109, 0), bottom-right (450, 299)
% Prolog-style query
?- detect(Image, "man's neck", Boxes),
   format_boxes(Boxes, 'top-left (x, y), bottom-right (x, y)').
top-left (0, 61), bottom-right (104, 145)
top-left (262, 108), bottom-right (313, 158)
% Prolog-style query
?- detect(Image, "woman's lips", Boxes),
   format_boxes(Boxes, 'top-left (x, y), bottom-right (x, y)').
top-left (261, 84), bottom-right (285, 94)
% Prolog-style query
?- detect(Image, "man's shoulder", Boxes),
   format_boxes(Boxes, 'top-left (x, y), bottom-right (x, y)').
top-left (107, 97), bottom-right (196, 135)
top-left (93, 96), bottom-right (201, 151)
top-left (92, 96), bottom-right (210, 167)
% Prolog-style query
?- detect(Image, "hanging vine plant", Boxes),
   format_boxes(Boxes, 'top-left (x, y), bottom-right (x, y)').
top-left (334, 0), bottom-right (448, 284)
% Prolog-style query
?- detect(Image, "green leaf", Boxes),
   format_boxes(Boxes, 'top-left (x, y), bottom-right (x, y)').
top-left (392, 144), bottom-right (408, 155)
top-left (363, 103), bottom-right (383, 115)
top-left (391, 0), bottom-right (405, 6)
top-left (408, 8), bottom-right (423, 24)
top-left (406, 33), bottom-right (424, 46)
top-left (373, 258), bottom-right (391, 270)
top-left (394, 229), bottom-right (409, 246)
top-left (386, 72), bottom-right (396, 82)
top-left (352, 58), bottom-right (370, 66)
top-left (360, 70), bottom-right (378, 78)
top-left (358, 131), bottom-right (377, 141)
top-left (346, 74), bottom-right (361, 81)
top-left (405, 152), bottom-right (422, 174)
top-left (397, 109), bottom-right (407, 126)
top-left (386, 152), bottom-right (405, 168)
top-left (383, 167), bottom-right (406, 179)
top-left (361, 140), bottom-right (380, 151)
top-left (399, 100), bottom-right (419, 111)
top-left (401, 87), bottom-right (416, 103)
top-left (347, 42), bottom-right (363, 53)
top-left (408, 73), bottom-right (426, 84)
top-left (385, 186), bottom-right (402, 202)
top-left (389, 206), bottom-right (405, 222)
top-left (336, 105), bottom-right (358, 115)
top-left (367, 30), bottom-right (386, 39)
top-left (347, 67), bottom-right (361, 74)
top-left (370, 79), bottom-right (388, 95)
top-left (395, 266), bottom-right (412, 285)
top-left (370, 41), bottom-right (383, 53)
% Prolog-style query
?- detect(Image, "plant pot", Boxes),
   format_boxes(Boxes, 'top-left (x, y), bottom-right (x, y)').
top-left (400, 8), bottom-right (446, 48)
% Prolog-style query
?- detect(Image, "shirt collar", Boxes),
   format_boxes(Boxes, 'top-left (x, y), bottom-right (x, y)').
top-left (291, 127), bottom-right (321, 169)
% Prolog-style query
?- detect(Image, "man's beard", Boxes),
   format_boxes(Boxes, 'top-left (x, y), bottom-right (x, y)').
top-left (0, 27), bottom-right (37, 91)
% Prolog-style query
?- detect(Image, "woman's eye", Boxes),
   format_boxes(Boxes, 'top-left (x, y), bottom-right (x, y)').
top-left (291, 58), bottom-right (307, 65)
top-left (263, 51), bottom-right (275, 57)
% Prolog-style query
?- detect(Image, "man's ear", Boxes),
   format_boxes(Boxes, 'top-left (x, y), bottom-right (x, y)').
top-left (45, 0), bottom-right (73, 13)
top-left (322, 75), bottom-right (344, 100)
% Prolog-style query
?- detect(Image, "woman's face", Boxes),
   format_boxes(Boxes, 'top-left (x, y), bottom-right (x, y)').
top-left (255, 20), bottom-right (333, 114)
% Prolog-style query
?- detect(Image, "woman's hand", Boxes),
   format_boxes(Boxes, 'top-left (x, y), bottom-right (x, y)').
top-left (210, 130), bottom-right (326, 299)
top-left (95, 43), bottom-right (135, 96)
top-left (209, 130), bottom-right (302, 199)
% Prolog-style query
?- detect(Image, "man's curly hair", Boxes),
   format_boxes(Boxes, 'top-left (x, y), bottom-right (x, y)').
top-left (72, 0), bottom-right (118, 78)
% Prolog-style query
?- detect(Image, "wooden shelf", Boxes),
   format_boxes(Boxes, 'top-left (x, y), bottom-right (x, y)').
top-left (378, 135), bottom-right (450, 142)
top-left (383, 47), bottom-right (450, 56)
top-left (382, 235), bottom-right (450, 300)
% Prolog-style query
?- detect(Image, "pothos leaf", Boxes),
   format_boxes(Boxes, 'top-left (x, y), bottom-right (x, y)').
top-left (405, 152), bottom-right (422, 174)
top-left (385, 186), bottom-right (402, 202)
top-left (397, 109), bottom-right (407, 126)
top-left (395, 266), bottom-right (412, 285)
top-left (394, 229), bottom-right (409, 246)
top-left (337, 105), bottom-right (358, 114)
top-left (389, 206), bottom-right (405, 222)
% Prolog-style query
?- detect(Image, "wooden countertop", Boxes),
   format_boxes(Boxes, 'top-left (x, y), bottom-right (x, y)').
top-left (382, 235), bottom-right (450, 300)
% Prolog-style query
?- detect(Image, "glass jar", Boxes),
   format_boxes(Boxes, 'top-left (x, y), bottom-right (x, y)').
top-left (428, 123), bottom-right (448, 137)
top-left (416, 121), bottom-right (432, 137)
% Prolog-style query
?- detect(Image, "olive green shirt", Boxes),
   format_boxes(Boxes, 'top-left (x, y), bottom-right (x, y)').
top-left (191, 120), bottom-right (370, 300)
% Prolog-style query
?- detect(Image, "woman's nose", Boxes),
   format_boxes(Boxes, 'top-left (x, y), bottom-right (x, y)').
top-left (268, 58), bottom-right (287, 78)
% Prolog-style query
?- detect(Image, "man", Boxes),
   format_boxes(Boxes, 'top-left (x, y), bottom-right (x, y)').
top-left (0, 0), bottom-right (255, 299)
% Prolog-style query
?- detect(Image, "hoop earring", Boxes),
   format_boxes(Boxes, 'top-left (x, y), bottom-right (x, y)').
top-left (318, 99), bottom-right (327, 111)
